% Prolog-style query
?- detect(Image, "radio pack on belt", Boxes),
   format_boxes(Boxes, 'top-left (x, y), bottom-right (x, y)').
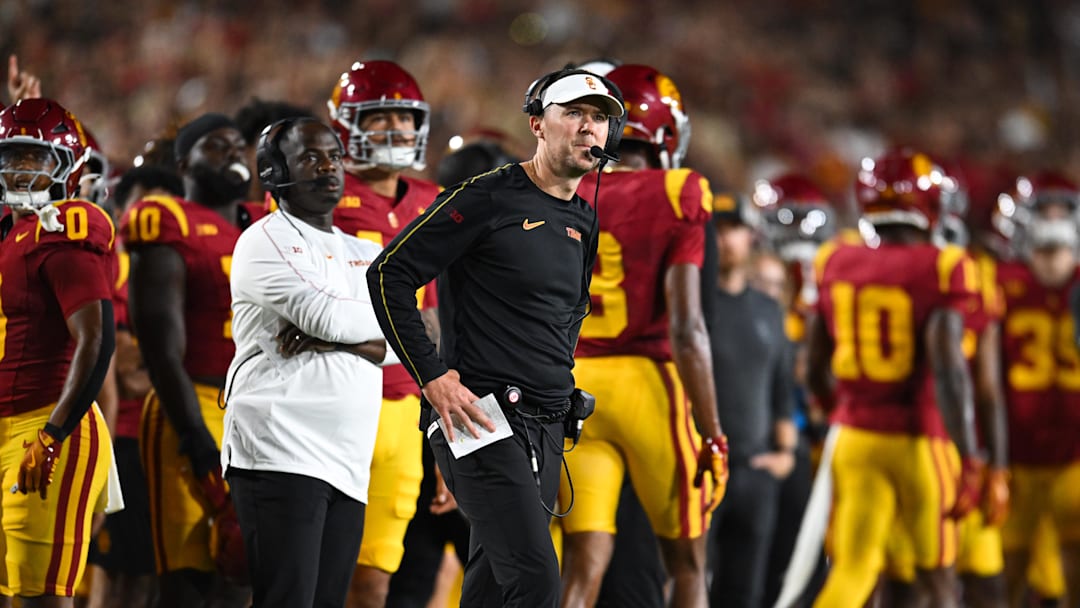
top-left (565, 388), bottom-right (596, 446)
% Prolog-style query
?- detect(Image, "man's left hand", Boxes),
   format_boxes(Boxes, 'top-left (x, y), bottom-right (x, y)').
top-left (750, 450), bottom-right (796, 480)
top-left (694, 434), bottom-right (729, 513)
top-left (276, 324), bottom-right (336, 358)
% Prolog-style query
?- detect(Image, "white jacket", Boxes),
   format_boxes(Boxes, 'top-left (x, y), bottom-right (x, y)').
top-left (222, 210), bottom-right (397, 502)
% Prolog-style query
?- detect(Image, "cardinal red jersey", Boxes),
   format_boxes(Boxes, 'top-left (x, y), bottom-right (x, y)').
top-left (997, 261), bottom-right (1080, 465)
top-left (574, 168), bottom-right (711, 360)
top-left (0, 200), bottom-right (116, 417)
top-left (392, 176), bottom-right (441, 311)
top-left (112, 250), bottom-right (141, 439)
top-left (119, 196), bottom-right (264, 378)
top-left (334, 173), bottom-right (397, 244)
top-left (333, 173), bottom-right (442, 399)
top-left (393, 175), bottom-right (441, 226)
top-left (113, 250), bottom-right (130, 330)
top-left (815, 240), bottom-right (978, 436)
top-left (966, 251), bottom-right (1005, 337)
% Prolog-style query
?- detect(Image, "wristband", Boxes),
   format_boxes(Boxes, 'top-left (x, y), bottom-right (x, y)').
top-left (43, 422), bottom-right (64, 442)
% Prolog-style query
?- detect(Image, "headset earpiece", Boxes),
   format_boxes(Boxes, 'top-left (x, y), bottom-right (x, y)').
top-left (602, 78), bottom-right (626, 159)
top-left (522, 72), bottom-right (557, 117)
top-left (256, 118), bottom-right (295, 192)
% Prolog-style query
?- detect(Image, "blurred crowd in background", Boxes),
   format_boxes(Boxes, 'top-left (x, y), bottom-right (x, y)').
top-left (6, 0), bottom-right (1080, 224)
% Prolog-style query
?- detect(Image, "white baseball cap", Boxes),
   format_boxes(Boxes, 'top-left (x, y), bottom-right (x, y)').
top-left (541, 72), bottom-right (624, 118)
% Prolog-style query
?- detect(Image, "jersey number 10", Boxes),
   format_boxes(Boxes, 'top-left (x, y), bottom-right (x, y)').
top-left (830, 281), bottom-right (914, 382)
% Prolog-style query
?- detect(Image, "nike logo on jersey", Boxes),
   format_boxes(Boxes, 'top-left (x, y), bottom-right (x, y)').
top-left (14, 232), bottom-right (28, 243)
top-left (522, 219), bottom-right (545, 231)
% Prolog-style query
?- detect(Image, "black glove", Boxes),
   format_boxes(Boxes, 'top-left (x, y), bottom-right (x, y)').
top-left (178, 425), bottom-right (221, 479)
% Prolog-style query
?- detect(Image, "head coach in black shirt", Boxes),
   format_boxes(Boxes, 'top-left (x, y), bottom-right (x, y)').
top-left (367, 69), bottom-right (623, 607)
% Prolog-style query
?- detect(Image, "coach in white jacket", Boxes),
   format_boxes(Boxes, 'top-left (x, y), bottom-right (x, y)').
top-left (222, 117), bottom-right (396, 607)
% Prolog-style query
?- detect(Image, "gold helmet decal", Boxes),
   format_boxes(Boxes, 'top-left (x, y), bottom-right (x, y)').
top-left (655, 73), bottom-right (682, 111)
top-left (71, 112), bottom-right (88, 147)
top-left (330, 76), bottom-right (346, 109)
top-left (911, 153), bottom-right (933, 178)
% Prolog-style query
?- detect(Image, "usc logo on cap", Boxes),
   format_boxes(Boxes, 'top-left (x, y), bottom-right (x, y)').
top-left (585, 76), bottom-right (597, 90)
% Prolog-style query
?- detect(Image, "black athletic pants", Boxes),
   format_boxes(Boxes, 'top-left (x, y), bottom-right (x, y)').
top-left (764, 439), bottom-right (827, 607)
top-left (88, 437), bottom-right (156, 575)
top-left (707, 462), bottom-right (782, 608)
top-left (386, 439), bottom-right (471, 607)
top-left (596, 477), bottom-right (666, 608)
top-left (227, 468), bottom-right (365, 608)
top-left (430, 416), bottom-right (563, 608)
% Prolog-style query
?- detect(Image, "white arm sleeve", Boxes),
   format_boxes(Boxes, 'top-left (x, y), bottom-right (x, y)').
top-left (232, 218), bottom-right (381, 344)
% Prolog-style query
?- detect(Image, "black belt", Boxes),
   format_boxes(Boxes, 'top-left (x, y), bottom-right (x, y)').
top-left (496, 385), bottom-right (571, 423)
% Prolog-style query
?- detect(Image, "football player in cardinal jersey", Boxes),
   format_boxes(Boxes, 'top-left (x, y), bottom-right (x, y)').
top-left (558, 63), bottom-right (728, 608)
top-left (878, 161), bottom-right (1012, 608)
top-left (752, 172), bottom-right (839, 342)
top-left (948, 162), bottom-right (1012, 608)
top-left (994, 170), bottom-right (1080, 607)
top-left (807, 147), bottom-right (981, 608)
top-left (326, 60), bottom-right (442, 607)
top-left (93, 166), bottom-right (184, 608)
top-left (751, 173), bottom-right (841, 607)
top-left (0, 98), bottom-right (115, 603)
top-left (120, 113), bottom-right (263, 607)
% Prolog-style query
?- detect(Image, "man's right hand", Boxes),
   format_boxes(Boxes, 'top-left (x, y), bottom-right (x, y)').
top-left (179, 427), bottom-right (226, 512)
top-left (18, 429), bottom-right (62, 499)
top-left (196, 464), bottom-right (230, 516)
top-left (982, 467), bottom-right (1010, 527)
top-left (7, 55), bottom-right (40, 103)
top-left (430, 463), bottom-right (458, 515)
top-left (694, 435), bottom-right (729, 514)
top-left (422, 370), bottom-right (495, 442)
top-left (950, 455), bottom-right (986, 519)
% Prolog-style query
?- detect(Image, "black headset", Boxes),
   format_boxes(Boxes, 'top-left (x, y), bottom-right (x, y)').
top-left (256, 118), bottom-right (296, 192)
top-left (256, 117), bottom-right (344, 193)
top-left (522, 68), bottom-right (627, 162)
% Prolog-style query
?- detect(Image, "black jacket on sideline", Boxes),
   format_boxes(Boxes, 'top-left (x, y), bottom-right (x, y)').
top-left (367, 164), bottom-right (599, 414)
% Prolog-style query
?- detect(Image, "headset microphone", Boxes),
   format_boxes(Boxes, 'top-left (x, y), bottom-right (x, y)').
top-left (589, 145), bottom-right (619, 164)
top-left (273, 175), bottom-right (338, 190)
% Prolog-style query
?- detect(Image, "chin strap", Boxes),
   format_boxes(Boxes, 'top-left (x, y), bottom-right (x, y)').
top-left (5, 191), bottom-right (65, 233)
top-left (31, 204), bottom-right (64, 233)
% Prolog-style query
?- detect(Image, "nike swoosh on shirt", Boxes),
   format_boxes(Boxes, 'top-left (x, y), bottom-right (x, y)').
top-left (14, 232), bottom-right (28, 242)
top-left (522, 219), bottom-right (545, 231)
